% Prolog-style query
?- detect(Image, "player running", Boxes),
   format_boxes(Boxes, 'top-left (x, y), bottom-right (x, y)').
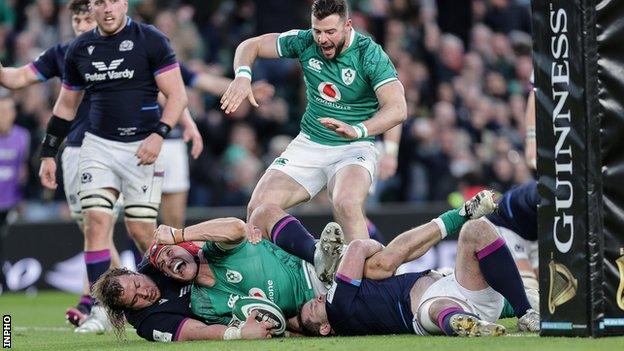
top-left (37, 0), bottom-right (187, 333)
top-left (220, 0), bottom-right (407, 242)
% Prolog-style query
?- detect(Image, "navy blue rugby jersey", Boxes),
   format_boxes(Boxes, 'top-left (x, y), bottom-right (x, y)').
top-left (487, 180), bottom-right (539, 241)
top-left (326, 271), bottom-right (428, 335)
top-left (63, 17), bottom-right (179, 142)
top-left (30, 42), bottom-right (90, 147)
top-left (125, 261), bottom-right (198, 342)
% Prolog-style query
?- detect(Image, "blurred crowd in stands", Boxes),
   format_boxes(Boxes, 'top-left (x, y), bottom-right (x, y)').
top-left (0, 0), bottom-right (534, 220)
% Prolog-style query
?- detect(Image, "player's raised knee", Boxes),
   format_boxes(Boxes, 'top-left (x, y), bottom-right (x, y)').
top-left (458, 218), bottom-right (493, 243)
top-left (249, 203), bottom-right (282, 224)
top-left (333, 196), bottom-right (364, 217)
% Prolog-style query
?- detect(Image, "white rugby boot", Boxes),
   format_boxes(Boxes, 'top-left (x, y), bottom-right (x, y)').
top-left (517, 309), bottom-right (540, 332)
top-left (459, 190), bottom-right (498, 219)
top-left (314, 222), bottom-right (345, 284)
top-left (74, 305), bottom-right (112, 334)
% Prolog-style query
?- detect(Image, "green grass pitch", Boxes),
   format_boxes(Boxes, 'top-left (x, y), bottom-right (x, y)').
top-left (2, 291), bottom-right (622, 351)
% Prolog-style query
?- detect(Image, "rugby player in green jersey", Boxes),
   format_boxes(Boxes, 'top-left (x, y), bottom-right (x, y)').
top-left (147, 217), bottom-right (333, 329)
top-left (220, 0), bottom-right (407, 242)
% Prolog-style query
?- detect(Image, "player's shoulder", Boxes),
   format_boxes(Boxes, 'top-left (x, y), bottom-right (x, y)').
top-left (66, 29), bottom-right (97, 53)
top-left (353, 30), bottom-right (384, 56)
top-left (136, 21), bottom-right (170, 41)
top-left (279, 28), bottom-right (313, 44)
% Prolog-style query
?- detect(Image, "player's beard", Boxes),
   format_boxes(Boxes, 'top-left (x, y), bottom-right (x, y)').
top-left (320, 35), bottom-right (346, 60)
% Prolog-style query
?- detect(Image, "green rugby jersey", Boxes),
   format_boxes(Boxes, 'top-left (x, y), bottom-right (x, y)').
top-left (190, 240), bottom-right (316, 325)
top-left (277, 28), bottom-right (398, 145)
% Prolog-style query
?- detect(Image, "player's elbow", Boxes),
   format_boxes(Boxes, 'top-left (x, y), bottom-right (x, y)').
top-left (394, 98), bottom-right (407, 123)
top-left (228, 217), bottom-right (247, 240)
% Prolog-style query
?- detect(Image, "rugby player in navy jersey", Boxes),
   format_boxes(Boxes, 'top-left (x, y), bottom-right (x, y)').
top-left (0, 0), bottom-right (129, 329)
top-left (93, 261), bottom-right (275, 342)
top-left (294, 189), bottom-right (540, 336)
top-left (37, 0), bottom-right (188, 333)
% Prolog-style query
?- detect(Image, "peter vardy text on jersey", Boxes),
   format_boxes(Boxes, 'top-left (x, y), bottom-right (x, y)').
top-left (85, 69), bottom-right (135, 82)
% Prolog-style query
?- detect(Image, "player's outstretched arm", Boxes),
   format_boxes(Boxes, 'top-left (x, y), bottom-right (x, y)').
top-left (0, 64), bottom-right (41, 89)
top-left (221, 33), bottom-right (280, 114)
top-left (176, 312), bottom-right (273, 341)
top-left (154, 217), bottom-right (248, 246)
top-left (194, 72), bottom-right (276, 103)
top-left (336, 239), bottom-right (384, 282)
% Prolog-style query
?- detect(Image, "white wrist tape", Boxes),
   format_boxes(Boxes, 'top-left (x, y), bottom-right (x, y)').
top-left (223, 326), bottom-right (243, 340)
top-left (235, 65), bottom-right (252, 80)
top-left (353, 122), bottom-right (368, 138)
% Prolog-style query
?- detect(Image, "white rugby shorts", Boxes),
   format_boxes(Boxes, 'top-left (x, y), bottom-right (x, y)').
top-left (413, 273), bottom-right (504, 335)
top-left (266, 133), bottom-right (379, 198)
top-left (78, 132), bottom-right (164, 204)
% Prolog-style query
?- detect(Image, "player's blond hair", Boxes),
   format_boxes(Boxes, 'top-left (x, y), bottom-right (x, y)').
top-left (92, 268), bottom-right (136, 340)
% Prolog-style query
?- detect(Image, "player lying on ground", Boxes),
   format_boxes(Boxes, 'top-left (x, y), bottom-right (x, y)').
top-left (147, 219), bottom-right (328, 328)
top-left (292, 194), bottom-right (540, 336)
top-left (93, 217), bottom-right (331, 341)
top-left (92, 189), bottom-right (498, 341)
top-left (144, 190), bottom-right (502, 334)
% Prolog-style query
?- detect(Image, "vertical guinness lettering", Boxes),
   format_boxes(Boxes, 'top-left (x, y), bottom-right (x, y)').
top-left (550, 5), bottom-right (574, 254)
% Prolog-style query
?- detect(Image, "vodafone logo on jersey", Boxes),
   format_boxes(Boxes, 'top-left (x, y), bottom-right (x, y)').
top-left (318, 82), bottom-right (342, 102)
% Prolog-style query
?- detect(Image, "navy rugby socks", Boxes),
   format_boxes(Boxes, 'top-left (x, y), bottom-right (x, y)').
top-left (85, 249), bottom-right (111, 288)
top-left (271, 215), bottom-right (316, 263)
top-left (476, 237), bottom-right (531, 317)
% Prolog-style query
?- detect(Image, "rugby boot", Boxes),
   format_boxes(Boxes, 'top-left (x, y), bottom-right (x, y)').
top-left (459, 190), bottom-right (497, 219)
top-left (517, 309), bottom-right (540, 332)
top-left (450, 313), bottom-right (506, 337)
top-left (74, 305), bottom-right (112, 334)
top-left (314, 222), bottom-right (345, 284)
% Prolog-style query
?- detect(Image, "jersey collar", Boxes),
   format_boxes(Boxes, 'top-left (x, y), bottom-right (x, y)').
top-left (337, 28), bottom-right (356, 57)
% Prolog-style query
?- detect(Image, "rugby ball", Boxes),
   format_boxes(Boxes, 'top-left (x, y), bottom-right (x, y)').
top-left (231, 296), bottom-right (287, 335)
